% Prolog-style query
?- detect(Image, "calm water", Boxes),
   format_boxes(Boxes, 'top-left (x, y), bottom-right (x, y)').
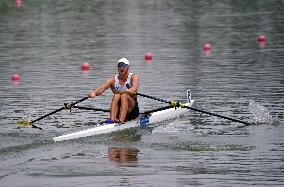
top-left (0, 0), bottom-right (284, 186)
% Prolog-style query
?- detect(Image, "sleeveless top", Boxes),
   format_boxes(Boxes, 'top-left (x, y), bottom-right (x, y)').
top-left (113, 73), bottom-right (137, 101)
top-left (113, 73), bottom-right (133, 91)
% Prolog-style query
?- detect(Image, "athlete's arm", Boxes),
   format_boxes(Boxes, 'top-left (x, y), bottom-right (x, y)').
top-left (88, 77), bottom-right (114, 98)
top-left (126, 74), bottom-right (139, 95)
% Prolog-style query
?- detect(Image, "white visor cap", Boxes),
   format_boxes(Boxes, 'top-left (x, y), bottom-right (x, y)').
top-left (117, 58), bottom-right (130, 68)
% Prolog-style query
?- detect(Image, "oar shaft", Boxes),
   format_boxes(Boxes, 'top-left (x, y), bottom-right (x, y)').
top-left (74, 106), bottom-right (110, 112)
top-left (184, 106), bottom-right (252, 126)
top-left (30, 97), bottom-right (88, 124)
top-left (142, 105), bottom-right (173, 115)
top-left (73, 97), bottom-right (88, 105)
top-left (31, 124), bottom-right (43, 130)
top-left (137, 92), bottom-right (252, 126)
top-left (137, 93), bottom-right (170, 104)
top-left (30, 107), bottom-right (65, 124)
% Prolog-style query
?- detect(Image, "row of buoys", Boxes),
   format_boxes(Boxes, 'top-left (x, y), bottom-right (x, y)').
top-left (11, 35), bottom-right (266, 83)
top-left (80, 53), bottom-right (154, 72)
top-left (202, 35), bottom-right (266, 55)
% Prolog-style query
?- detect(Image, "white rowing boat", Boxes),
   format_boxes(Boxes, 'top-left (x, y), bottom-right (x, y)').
top-left (53, 90), bottom-right (194, 142)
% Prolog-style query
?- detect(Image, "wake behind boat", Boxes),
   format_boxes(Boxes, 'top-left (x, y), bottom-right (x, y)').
top-left (53, 90), bottom-right (194, 142)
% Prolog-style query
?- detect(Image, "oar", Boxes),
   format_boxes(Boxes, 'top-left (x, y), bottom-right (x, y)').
top-left (74, 105), bottom-right (110, 112)
top-left (137, 92), bottom-right (253, 126)
top-left (74, 105), bottom-right (174, 116)
top-left (17, 97), bottom-right (88, 129)
top-left (142, 105), bottom-right (173, 115)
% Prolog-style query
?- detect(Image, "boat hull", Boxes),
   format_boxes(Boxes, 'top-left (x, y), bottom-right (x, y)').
top-left (53, 101), bottom-right (194, 142)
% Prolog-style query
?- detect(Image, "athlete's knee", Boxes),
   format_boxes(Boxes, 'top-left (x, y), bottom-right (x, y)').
top-left (120, 93), bottom-right (128, 101)
top-left (112, 94), bottom-right (121, 101)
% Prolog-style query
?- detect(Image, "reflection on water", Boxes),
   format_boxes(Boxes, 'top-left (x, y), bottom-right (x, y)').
top-left (108, 147), bottom-right (139, 166)
top-left (111, 128), bottom-right (142, 142)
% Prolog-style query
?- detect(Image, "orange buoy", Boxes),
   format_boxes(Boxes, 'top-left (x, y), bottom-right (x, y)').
top-left (145, 53), bottom-right (153, 61)
top-left (81, 62), bottom-right (90, 71)
top-left (12, 74), bottom-right (20, 81)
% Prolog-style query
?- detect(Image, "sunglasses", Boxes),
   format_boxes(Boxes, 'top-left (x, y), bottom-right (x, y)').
top-left (117, 62), bottom-right (129, 68)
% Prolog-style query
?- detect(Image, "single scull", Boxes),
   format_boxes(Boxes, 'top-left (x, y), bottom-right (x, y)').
top-left (53, 90), bottom-right (194, 142)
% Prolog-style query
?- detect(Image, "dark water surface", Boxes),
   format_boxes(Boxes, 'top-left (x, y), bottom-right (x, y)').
top-left (0, 0), bottom-right (283, 186)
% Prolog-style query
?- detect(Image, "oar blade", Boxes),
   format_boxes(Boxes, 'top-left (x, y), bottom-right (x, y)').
top-left (16, 96), bottom-right (88, 130)
top-left (16, 119), bottom-right (31, 127)
top-left (16, 119), bottom-right (43, 130)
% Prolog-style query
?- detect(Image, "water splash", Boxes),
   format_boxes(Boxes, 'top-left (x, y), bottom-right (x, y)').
top-left (248, 100), bottom-right (274, 124)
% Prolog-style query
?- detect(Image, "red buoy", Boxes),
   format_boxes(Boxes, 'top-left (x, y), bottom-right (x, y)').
top-left (203, 43), bottom-right (212, 51)
top-left (16, 0), bottom-right (22, 8)
top-left (12, 74), bottom-right (20, 81)
top-left (145, 53), bottom-right (153, 61)
top-left (258, 35), bottom-right (266, 43)
top-left (81, 62), bottom-right (90, 71)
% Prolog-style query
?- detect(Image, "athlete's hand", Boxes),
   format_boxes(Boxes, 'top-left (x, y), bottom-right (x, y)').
top-left (112, 90), bottom-right (121, 94)
top-left (112, 90), bottom-right (136, 95)
top-left (88, 91), bottom-right (96, 98)
top-left (124, 89), bottom-right (136, 96)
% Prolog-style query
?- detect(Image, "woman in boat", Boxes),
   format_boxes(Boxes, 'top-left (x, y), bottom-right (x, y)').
top-left (88, 58), bottom-right (140, 123)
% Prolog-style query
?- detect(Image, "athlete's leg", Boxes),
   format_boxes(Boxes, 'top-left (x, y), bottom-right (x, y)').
top-left (110, 94), bottom-right (121, 121)
top-left (119, 94), bottom-right (135, 122)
